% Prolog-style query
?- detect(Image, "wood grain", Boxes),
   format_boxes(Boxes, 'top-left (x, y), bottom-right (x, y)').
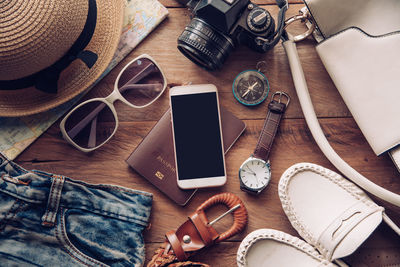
top-left (17, 117), bottom-right (400, 265)
top-left (13, 1), bottom-right (400, 266)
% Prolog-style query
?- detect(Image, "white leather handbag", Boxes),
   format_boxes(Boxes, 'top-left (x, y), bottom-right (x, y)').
top-left (282, 0), bottom-right (400, 207)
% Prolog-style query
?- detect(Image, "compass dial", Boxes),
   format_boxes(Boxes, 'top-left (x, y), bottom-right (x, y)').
top-left (233, 70), bottom-right (269, 106)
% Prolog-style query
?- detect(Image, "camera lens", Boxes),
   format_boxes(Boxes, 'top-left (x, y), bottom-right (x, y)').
top-left (178, 18), bottom-right (234, 71)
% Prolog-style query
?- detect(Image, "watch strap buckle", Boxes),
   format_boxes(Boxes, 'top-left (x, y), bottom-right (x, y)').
top-left (271, 91), bottom-right (290, 107)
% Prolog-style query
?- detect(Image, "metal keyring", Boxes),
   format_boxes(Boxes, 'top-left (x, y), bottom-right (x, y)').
top-left (284, 9), bottom-right (316, 43)
top-left (256, 61), bottom-right (268, 73)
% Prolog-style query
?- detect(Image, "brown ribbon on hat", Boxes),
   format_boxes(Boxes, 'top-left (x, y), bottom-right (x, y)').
top-left (0, 0), bottom-right (98, 94)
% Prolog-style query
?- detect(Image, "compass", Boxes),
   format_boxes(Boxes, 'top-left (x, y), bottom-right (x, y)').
top-left (232, 69), bottom-right (269, 106)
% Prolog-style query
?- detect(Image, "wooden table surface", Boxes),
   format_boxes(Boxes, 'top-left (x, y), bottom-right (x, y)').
top-left (16, 1), bottom-right (400, 266)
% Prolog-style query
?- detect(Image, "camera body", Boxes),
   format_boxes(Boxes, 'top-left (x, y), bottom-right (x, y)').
top-left (177, 0), bottom-right (287, 70)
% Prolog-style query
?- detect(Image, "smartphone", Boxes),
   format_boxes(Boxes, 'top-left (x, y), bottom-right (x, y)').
top-left (170, 84), bottom-right (226, 189)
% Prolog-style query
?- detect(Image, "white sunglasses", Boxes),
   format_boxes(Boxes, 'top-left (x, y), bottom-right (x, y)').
top-left (60, 54), bottom-right (167, 152)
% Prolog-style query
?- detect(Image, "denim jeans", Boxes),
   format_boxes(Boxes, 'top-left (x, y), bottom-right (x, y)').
top-left (0, 153), bottom-right (152, 266)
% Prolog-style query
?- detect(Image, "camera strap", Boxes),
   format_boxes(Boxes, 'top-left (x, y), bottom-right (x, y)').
top-left (255, 0), bottom-right (288, 51)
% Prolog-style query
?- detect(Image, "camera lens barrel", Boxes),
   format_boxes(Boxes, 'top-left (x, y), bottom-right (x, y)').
top-left (178, 18), bottom-right (235, 71)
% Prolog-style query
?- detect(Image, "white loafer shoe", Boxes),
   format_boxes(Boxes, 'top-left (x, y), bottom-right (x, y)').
top-left (237, 229), bottom-right (338, 267)
top-left (278, 163), bottom-right (400, 262)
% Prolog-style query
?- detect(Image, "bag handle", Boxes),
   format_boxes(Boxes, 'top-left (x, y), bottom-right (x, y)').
top-left (281, 34), bottom-right (400, 208)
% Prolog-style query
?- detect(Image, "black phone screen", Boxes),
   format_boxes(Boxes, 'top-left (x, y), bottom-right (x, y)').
top-left (171, 92), bottom-right (225, 180)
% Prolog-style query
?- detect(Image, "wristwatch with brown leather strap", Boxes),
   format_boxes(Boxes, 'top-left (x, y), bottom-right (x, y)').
top-left (238, 91), bottom-right (290, 194)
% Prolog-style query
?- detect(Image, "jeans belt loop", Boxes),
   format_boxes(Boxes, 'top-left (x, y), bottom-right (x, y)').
top-left (41, 175), bottom-right (65, 227)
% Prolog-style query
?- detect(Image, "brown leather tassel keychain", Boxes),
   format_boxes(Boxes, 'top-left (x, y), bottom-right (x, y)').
top-left (148, 192), bottom-right (248, 267)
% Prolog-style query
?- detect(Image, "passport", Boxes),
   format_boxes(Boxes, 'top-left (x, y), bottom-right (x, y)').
top-left (126, 106), bottom-right (246, 205)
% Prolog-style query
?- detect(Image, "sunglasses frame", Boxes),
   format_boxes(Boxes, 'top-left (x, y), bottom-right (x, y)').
top-left (60, 54), bottom-right (168, 152)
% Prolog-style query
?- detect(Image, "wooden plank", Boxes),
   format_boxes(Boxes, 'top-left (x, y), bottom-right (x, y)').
top-left (160, 0), bottom-right (303, 8)
top-left (82, 4), bottom-right (350, 122)
top-left (17, 118), bottom-right (400, 239)
top-left (145, 223), bottom-right (400, 265)
top-left (10, 2), bottom-right (400, 266)
top-left (17, 117), bottom-right (400, 265)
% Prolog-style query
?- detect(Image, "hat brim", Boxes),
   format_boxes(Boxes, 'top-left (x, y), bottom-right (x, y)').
top-left (0, 0), bottom-right (124, 117)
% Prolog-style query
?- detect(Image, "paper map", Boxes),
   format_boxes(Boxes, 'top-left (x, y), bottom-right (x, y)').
top-left (0, 0), bottom-right (168, 160)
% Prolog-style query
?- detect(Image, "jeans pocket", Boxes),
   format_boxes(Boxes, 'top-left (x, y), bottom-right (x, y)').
top-left (56, 207), bottom-right (146, 267)
top-left (0, 192), bottom-right (24, 232)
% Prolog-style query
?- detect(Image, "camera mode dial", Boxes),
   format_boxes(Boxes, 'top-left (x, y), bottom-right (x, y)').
top-left (247, 8), bottom-right (272, 33)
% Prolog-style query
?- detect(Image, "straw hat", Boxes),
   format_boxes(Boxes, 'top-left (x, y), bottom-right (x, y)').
top-left (0, 0), bottom-right (124, 117)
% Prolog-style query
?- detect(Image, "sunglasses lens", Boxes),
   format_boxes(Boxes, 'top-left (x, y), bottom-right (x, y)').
top-left (64, 101), bottom-right (116, 150)
top-left (117, 58), bottom-right (165, 107)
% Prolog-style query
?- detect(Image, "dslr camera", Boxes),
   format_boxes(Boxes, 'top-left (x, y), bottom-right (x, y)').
top-left (177, 0), bottom-right (288, 70)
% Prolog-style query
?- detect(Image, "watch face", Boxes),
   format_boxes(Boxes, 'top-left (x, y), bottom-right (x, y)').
top-left (239, 158), bottom-right (271, 190)
top-left (232, 70), bottom-right (269, 106)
